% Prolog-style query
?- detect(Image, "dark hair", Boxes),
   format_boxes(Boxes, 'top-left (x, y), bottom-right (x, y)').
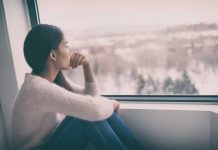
top-left (24, 24), bottom-right (63, 84)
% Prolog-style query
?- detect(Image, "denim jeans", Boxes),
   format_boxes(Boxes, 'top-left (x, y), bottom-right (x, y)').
top-left (40, 112), bottom-right (146, 150)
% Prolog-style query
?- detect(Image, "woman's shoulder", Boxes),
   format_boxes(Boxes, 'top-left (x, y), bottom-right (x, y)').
top-left (13, 74), bottom-right (44, 108)
top-left (16, 73), bottom-right (54, 99)
top-left (15, 73), bottom-right (62, 104)
top-left (23, 73), bottom-right (69, 95)
top-left (24, 73), bottom-right (55, 88)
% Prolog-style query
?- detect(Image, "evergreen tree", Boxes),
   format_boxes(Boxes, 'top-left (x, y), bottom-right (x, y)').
top-left (136, 74), bottom-right (145, 94)
top-left (163, 76), bottom-right (174, 94)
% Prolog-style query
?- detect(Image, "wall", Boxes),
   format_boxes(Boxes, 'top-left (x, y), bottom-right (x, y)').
top-left (0, 0), bottom-right (30, 149)
top-left (0, 106), bottom-right (7, 150)
top-left (119, 109), bottom-right (211, 150)
top-left (210, 112), bottom-right (218, 150)
top-left (0, 0), bottom-right (18, 148)
top-left (85, 107), bottom-right (218, 150)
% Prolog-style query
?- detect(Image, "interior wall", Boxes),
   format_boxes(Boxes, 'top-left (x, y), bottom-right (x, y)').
top-left (2, 0), bottom-right (31, 88)
top-left (119, 109), bottom-right (211, 150)
top-left (0, 106), bottom-right (7, 150)
top-left (0, 0), bottom-right (18, 149)
top-left (210, 112), bottom-right (218, 150)
top-left (0, 0), bottom-right (30, 149)
top-left (85, 109), bottom-right (216, 150)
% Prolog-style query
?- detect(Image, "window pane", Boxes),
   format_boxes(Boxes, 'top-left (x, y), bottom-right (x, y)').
top-left (37, 0), bottom-right (218, 95)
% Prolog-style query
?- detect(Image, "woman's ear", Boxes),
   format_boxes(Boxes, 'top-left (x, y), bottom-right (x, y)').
top-left (49, 49), bottom-right (57, 61)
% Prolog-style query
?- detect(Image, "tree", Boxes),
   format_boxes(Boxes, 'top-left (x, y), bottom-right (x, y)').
top-left (136, 74), bottom-right (145, 94)
top-left (163, 76), bottom-right (174, 94)
top-left (172, 71), bottom-right (198, 94)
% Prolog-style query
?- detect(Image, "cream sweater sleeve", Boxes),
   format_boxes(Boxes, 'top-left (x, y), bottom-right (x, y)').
top-left (29, 77), bottom-right (113, 122)
top-left (64, 76), bottom-right (99, 96)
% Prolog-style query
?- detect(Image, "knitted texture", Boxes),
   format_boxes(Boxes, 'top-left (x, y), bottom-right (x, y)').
top-left (11, 73), bottom-right (113, 150)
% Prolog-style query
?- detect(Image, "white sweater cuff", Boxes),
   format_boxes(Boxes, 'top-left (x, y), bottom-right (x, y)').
top-left (85, 81), bottom-right (99, 96)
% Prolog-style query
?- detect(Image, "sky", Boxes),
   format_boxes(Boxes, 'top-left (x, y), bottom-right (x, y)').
top-left (37, 0), bottom-right (218, 31)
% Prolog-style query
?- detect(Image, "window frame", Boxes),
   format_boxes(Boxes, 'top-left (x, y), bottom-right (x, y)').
top-left (27, 0), bottom-right (218, 103)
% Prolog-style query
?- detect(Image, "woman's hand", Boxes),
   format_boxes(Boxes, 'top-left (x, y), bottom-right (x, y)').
top-left (70, 52), bottom-right (96, 83)
top-left (111, 100), bottom-right (120, 113)
top-left (70, 53), bottom-right (89, 69)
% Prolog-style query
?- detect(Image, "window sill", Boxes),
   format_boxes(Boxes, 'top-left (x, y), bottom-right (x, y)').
top-left (120, 101), bottom-right (218, 113)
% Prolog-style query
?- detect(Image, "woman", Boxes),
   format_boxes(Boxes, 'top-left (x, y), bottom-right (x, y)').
top-left (11, 24), bottom-right (146, 150)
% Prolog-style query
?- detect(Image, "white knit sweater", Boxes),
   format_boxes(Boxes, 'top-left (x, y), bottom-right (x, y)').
top-left (11, 73), bottom-right (113, 150)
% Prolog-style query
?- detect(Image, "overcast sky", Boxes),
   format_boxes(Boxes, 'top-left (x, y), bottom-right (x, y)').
top-left (37, 0), bottom-right (218, 30)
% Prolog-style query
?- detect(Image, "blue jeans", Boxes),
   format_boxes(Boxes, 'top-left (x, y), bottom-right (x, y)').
top-left (40, 112), bottom-right (146, 150)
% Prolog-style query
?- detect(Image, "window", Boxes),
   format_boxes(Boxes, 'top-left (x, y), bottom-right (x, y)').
top-left (36, 0), bottom-right (218, 95)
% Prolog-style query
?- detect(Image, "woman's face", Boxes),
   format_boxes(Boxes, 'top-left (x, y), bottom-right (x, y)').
top-left (53, 35), bottom-right (71, 70)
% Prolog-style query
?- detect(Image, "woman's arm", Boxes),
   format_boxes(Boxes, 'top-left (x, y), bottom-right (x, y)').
top-left (83, 62), bottom-right (96, 83)
top-left (59, 72), bottom-right (85, 94)
top-left (62, 73), bottom-right (99, 96)
top-left (60, 53), bottom-right (100, 96)
top-left (70, 52), bottom-right (96, 83)
top-left (30, 78), bottom-right (113, 121)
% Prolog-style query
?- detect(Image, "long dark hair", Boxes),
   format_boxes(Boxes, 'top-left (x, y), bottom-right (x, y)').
top-left (24, 24), bottom-right (63, 85)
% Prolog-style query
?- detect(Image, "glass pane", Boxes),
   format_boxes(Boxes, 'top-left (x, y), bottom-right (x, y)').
top-left (37, 0), bottom-right (218, 95)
